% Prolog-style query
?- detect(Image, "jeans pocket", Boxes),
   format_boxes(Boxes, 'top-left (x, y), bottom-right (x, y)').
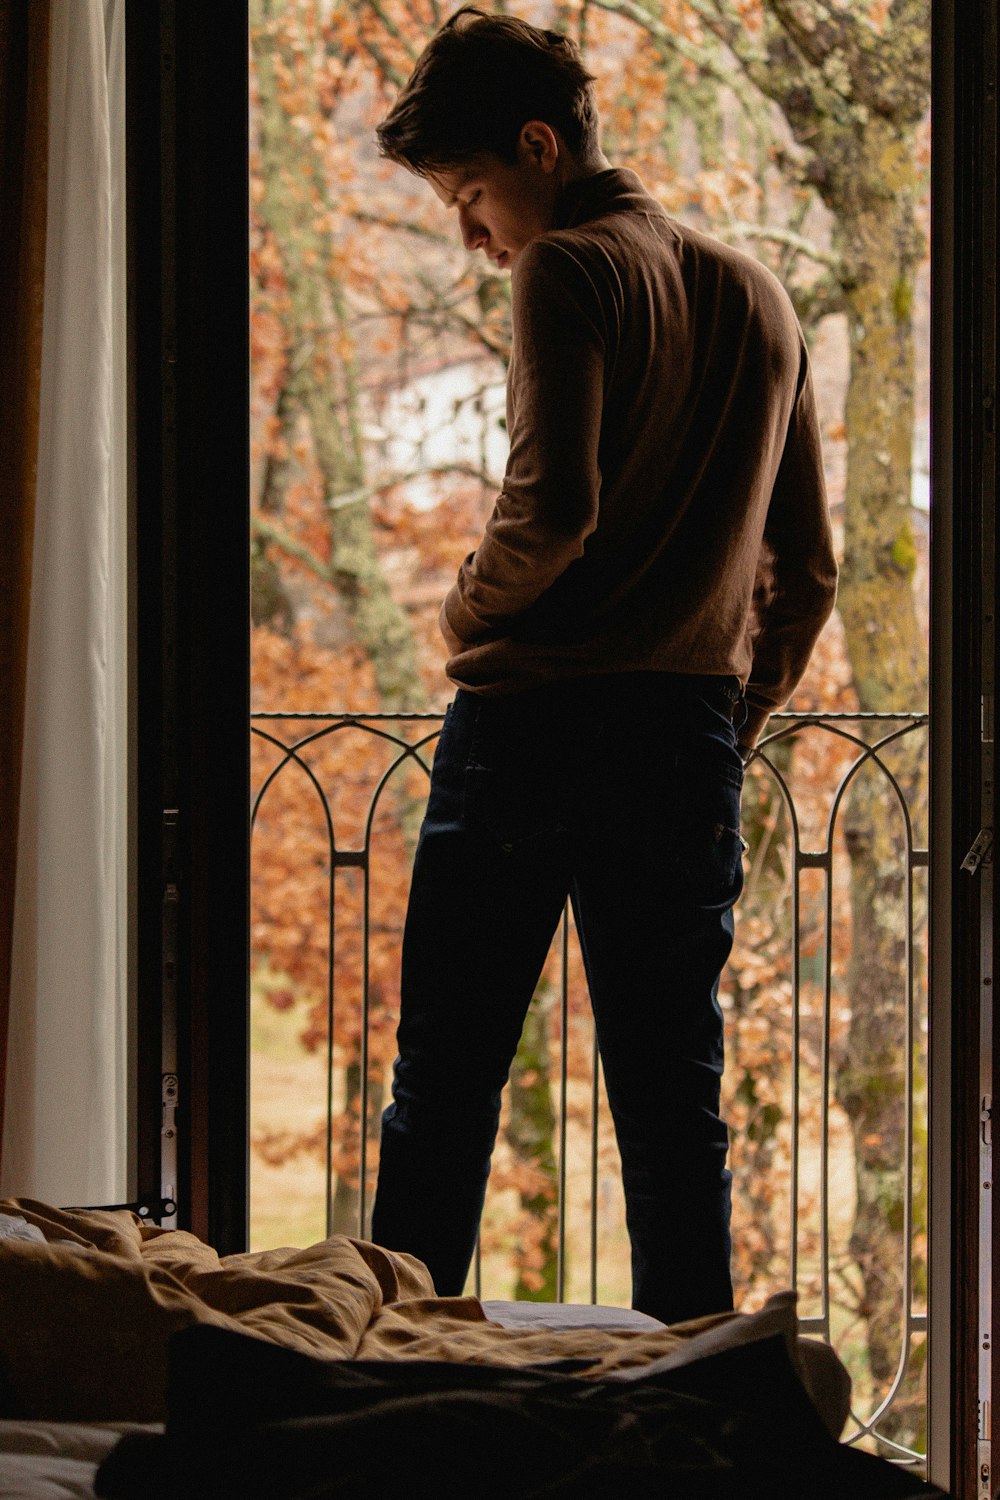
top-left (675, 821), bottom-right (746, 905)
top-left (463, 763), bottom-right (565, 853)
top-left (463, 700), bottom-right (569, 852)
top-left (671, 760), bottom-right (745, 905)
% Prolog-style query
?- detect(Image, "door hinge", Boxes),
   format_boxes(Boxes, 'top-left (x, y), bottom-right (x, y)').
top-left (161, 1072), bottom-right (178, 1222)
top-left (962, 827), bottom-right (994, 874)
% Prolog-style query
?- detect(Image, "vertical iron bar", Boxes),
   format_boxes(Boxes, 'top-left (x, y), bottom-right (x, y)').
top-left (790, 800), bottom-right (802, 1296)
top-left (557, 906), bottom-right (569, 1303)
top-left (325, 828), bottom-right (335, 1240)
top-left (977, 10), bottom-right (998, 1485)
top-left (820, 838), bottom-right (833, 1338)
top-left (359, 851), bottom-right (372, 1239)
top-left (977, 1), bottom-right (998, 1489)
top-left (902, 818), bottom-right (918, 1432)
top-left (979, 863), bottom-right (994, 1500)
top-left (590, 1027), bottom-right (599, 1305)
top-left (161, 808), bottom-right (179, 1227)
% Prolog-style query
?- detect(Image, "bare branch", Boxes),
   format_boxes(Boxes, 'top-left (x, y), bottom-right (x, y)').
top-left (370, 461), bottom-right (501, 495)
top-left (350, 208), bottom-right (453, 246)
top-left (721, 218), bottom-right (844, 273)
top-left (400, 0), bottom-right (433, 43)
top-left (323, 463), bottom-right (502, 514)
top-left (702, 0), bottom-right (927, 123)
top-left (587, 0), bottom-right (777, 144)
top-left (449, 308), bottom-right (512, 362)
top-left (357, 32), bottom-right (407, 90)
top-left (688, 0), bottom-right (836, 128)
top-left (787, 273), bottom-right (847, 327)
top-left (252, 515), bottom-right (332, 583)
top-left (764, 0), bottom-right (858, 70)
top-left (684, 0), bottom-right (788, 80)
top-left (362, 0), bottom-right (419, 63)
top-left (773, 190), bottom-right (813, 281)
top-left (252, 458), bottom-right (498, 581)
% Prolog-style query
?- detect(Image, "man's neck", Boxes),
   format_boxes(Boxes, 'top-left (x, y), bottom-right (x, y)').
top-left (559, 150), bottom-right (613, 189)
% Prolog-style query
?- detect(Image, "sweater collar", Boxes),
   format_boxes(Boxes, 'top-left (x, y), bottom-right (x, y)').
top-left (554, 167), bottom-right (658, 231)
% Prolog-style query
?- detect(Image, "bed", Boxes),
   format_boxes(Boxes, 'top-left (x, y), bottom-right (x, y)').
top-left (0, 1201), bottom-right (949, 1498)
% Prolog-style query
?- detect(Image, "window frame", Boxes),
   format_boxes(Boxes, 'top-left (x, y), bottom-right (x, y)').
top-left (126, 4), bottom-right (996, 1493)
top-left (127, 1), bottom-right (250, 1254)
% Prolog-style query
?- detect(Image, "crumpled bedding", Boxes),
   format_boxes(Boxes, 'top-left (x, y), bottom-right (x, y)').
top-left (94, 1326), bottom-right (946, 1500)
top-left (1, 1199), bottom-right (814, 1425)
top-left (0, 1201), bottom-right (951, 1500)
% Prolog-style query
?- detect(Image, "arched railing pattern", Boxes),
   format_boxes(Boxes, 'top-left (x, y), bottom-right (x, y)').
top-left (250, 707), bottom-right (929, 1461)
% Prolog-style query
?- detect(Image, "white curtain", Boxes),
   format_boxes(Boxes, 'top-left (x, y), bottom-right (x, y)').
top-left (1, 0), bottom-right (127, 1203)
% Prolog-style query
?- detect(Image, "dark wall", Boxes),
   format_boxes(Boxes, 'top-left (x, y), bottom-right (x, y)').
top-left (128, 3), bottom-right (250, 1254)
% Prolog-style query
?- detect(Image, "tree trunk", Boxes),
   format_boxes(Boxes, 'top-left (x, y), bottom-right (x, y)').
top-left (251, 382), bottom-right (297, 630)
top-left (830, 137), bottom-right (927, 1445)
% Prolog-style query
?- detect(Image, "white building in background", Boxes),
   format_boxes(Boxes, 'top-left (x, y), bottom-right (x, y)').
top-left (366, 358), bottom-right (508, 508)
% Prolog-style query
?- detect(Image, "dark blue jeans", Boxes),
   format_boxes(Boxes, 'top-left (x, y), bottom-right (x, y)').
top-left (371, 672), bottom-right (745, 1324)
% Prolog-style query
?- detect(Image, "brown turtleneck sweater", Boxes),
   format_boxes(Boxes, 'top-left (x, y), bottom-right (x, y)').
top-left (440, 168), bottom-right (838, 747)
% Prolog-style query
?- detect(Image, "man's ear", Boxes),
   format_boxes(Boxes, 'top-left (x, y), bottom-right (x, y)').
top-left (519, 121), bottom-right (559, 173)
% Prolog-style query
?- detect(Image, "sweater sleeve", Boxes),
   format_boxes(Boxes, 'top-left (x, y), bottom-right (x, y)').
top-left (441, 240), bottom-right (606, 650)
top-left (741, 351), bottom-right (839, 748)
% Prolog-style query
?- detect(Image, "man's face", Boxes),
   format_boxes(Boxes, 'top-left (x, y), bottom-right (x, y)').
top-left (428, 134), bottom-right (559, 269)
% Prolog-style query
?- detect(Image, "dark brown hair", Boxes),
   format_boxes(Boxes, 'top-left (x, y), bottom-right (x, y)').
top-left (376, 6), bottom-right (599, 173)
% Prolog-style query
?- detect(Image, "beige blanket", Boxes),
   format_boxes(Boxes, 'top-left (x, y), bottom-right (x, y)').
top-left (0, 1200), bottom-right (798, 1424)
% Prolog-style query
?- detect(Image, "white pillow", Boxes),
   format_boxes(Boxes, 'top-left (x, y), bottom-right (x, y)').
top-left (0, 1216), bottom-right (46, 1246)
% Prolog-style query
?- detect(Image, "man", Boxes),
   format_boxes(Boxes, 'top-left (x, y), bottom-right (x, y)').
top-left (370, 6), bottom-right (838, 1325)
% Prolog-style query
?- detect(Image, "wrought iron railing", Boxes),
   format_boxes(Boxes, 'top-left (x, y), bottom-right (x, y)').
top-left (250, 707), bottom-right (929, 1462)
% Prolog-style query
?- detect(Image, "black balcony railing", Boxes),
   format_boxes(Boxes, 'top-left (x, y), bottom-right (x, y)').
top-left (250, 707), bottom-right (929, 1463)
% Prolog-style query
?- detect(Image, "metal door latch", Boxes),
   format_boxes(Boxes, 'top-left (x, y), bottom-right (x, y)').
top-left (962, 827), bottom-right (994, 874)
